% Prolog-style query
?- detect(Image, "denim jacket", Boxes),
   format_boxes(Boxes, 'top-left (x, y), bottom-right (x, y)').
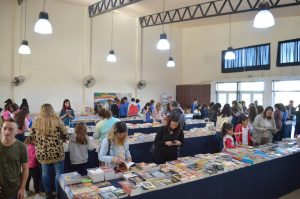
top-left (98, 138), bottom-right (131, 168)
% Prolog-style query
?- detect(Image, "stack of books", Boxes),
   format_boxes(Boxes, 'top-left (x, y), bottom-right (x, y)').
top-left (59, 172), bottom-right (83, 188)
top-left (87, 168), bottom-right (104, 183)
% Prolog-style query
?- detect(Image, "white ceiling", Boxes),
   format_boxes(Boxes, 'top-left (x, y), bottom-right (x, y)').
top-left (55, 0), bottom-right (300, 27)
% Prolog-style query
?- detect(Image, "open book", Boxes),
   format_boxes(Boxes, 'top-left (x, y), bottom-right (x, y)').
top-left (117, 161), bottom-right (135, 172)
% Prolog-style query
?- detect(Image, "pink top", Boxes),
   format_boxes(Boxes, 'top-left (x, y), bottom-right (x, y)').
top-left (27, 144), bottom-right (39, 168)
top-left (2, 110), bottom-right (11, 120)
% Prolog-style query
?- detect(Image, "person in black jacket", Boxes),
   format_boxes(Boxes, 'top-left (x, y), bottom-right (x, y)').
top-left (169, 100), bottom-right (186, 130)
top-left (153, 114), bottom-right (184, 164)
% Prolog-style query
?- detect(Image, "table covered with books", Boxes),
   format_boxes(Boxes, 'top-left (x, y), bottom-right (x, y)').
top-left (59, 139), bottom-right (300, 199)
top-left (64, 128), bottom-right (219, 173)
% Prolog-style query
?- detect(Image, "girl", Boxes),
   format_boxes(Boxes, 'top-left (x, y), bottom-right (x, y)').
top-left (153, 114), bottom-right (184, 164)
top-left (59, 99), bottom-right (75, 127)
top-left (14, 107), bottom-right (30, 142)
top-left (98, 122), bottom-right (132, 169)
top-left (119, 98), bottom-right (128, 118)
top-left (222, 123), bottom-right (235, 151)
top-left (69, 122), bottom-right (93, 176)
top-left (234, 115), bottom-right (252, 146)
top-left (153, 102), bottom-right (163, 122)
top-left (29, 103), bottom-right (68, 199)
top-left (142, 102), bottom-right (152, 123)
top-left (24, 137), bottom-right (40, 198)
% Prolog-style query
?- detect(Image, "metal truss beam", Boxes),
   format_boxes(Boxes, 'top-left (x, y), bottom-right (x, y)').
top-left (89, 0), bottom-right (143, 18)
top-left (139, 0), bottom-right (300, 28)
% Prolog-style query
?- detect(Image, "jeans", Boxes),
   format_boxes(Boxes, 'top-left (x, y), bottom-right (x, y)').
top-left (41, 160), bottom-right (64, 193)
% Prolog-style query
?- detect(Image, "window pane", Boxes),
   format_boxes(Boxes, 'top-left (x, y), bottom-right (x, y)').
top-left (274, 92), bottom-right (300, 106)
top-left (240, 82), bottom-right (264, 91)
top-left (241, 93), bottom-right (251, 106)
top-left (216, 83), bottom-right (237, 91)
top-left (253, 94), bottom-right (263, 106)
top-left (273, 80), bottom-right (300, 91)
top-left (217, 93), bottom-right (227, 106)
top-left (228, 93), bottom-right (237, 104)
top-left (277, 39), bottom-right (300, 66)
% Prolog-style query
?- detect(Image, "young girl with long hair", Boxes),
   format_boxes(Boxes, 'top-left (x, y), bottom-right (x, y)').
top-left (59, 99), bottom-right (75, 126)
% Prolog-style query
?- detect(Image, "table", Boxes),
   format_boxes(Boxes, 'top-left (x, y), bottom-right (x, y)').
top-left (128, 123), bottom-right (206, 135)
top-left (63, 134), bottom-right (218, 173)
top-left (59, 152), bottom-right (300, 199)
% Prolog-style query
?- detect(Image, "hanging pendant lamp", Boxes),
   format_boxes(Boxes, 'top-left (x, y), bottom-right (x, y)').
top-left (156, 0), bottom-right (170, 51)
top-left (225, 15), bottom-right (235, 60)
top-left (34, 0), bottom-right (53, 34)
top-left (19, 0), bottom-right (31, 55)
top-left (107, 12), bottom-right (116, 63)
top-left (167, 24), bottom-right (175, 67)
top-left (253, 1), bottom-right (275, 29)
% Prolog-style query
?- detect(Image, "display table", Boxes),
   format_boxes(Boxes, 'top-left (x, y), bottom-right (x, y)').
top-left (63, 134), bottom-right (218, 173)
top-left (59, 151), bottom-right (300, 199)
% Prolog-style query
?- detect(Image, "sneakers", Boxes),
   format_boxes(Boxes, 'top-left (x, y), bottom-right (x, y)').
top-left (25, 190), bottom-right (35, 198)
top-left (34, 193), bottom-right (45, 199)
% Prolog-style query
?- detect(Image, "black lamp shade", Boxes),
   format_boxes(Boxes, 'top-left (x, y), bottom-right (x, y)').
top-left (160, 33), bottom-right (167, 39)
top-left (21, 40), bottom-right (29, 45)
top-left (39, 11), bottom-right (49, 20)
top-left (109, 50), bottom-right (115, 54)
top-left (227, 47), bottom-right (234, 51)
top-left (168, 57), bottom-right (174, 61)
top-left (259, 2), bottom-right (270, 11)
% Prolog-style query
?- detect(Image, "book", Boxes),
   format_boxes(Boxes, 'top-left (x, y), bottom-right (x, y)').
top-left (122, 172), bottom-right (138, 180)
top-left (87, 168), bottom-right (104, 183)
top-left (128, 176), bottom-right (145, 185)
top-left (118, 180), bottom-right (142, 196)
top-left (100, 191), bottom-right (118, 199)
top-left (135, 162), bottom-right (160, 171)
top-left (117, 161), bottom-right (135, 172)
top-left (59, 172), bottom-right (83, 188)
top-left (93, 181), bottom-right (111, 188)
top-left (99, 185), bottom-right (117, 193)
top-left (111, 188), bottom-right (128, 198)
top-left (141, 181), bottom-right (156, 190)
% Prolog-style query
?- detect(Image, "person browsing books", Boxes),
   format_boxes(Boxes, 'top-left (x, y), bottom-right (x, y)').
top-left (222, 123), bottom-right (235, 152)
top-left (153, 114), bottom-right (184, 164)
top-left (98, 122), bottom-right (132, 169)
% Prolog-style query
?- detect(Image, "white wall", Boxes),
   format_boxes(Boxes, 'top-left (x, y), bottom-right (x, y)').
top-left (0, 0), bottom-right (183, 113)
top-left (182, 14), bottom-right (300, 106)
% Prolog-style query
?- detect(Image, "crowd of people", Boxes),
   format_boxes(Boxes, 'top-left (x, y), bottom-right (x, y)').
top-left (1, 97), bottom-right (300, 199)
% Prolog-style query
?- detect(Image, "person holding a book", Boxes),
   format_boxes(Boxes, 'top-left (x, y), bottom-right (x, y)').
top-left (59, 99), bottom-right (75, 127)
top-left (98, 122), bottom-right (132, 169)
top-left (153, 114), bottom-right (184, 164)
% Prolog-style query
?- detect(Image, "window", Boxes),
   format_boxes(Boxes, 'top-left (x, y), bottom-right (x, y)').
top-left (277, 38), bottom-right (300, 67)
top-left (273, 80), bottom-right (300, 106)
top-left (222, 43), bottom-right (270, 73)
top-left (216, 82), bottom-right (264, 106)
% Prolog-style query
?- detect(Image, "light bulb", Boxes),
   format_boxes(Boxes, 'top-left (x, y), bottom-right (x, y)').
top-left (107, 50), bottom-right (116, 62)
top-left (18, 40), bottom-right (31, 55)
top-left (34, 12), bottom-right (53, 34)
top-left (157, 33), bottom-right (170, 50)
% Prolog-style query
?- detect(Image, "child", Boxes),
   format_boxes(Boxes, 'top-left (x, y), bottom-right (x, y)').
top-left (24, 137), bottom-right (40, 198)
top-left (142, 103), bottom-right (152, 123)
top-left (235, 115), bottom-right (252, 146)
top-left (222, 123), bottom-right (235, 151)
top-left (69, 122), bottom-right (93, 175)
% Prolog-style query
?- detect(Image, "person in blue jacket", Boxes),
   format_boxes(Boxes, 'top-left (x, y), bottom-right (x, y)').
top-left (191, 98), bottom-right (198, 113)
top-left (119, 98), bottom-right (128, 118)
top-left (59, 99), bottom-right (75, 126)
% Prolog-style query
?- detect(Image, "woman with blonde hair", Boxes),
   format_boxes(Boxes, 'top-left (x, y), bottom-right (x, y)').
top-left (98, 121), bottom-right (132, 169)
top-left (29, 104), bottom-right (68, 199)
top-left (153, 102), bottom-right (163, 122)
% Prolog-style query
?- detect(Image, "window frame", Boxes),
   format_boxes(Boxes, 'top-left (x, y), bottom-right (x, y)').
top-left (276, 38), bottom-right (300, 67)
top-left (221, 43), bottom-right (271, 73)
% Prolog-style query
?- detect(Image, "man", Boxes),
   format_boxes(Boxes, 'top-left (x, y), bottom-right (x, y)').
top-left (169, 101), bottom-right (186, 130)
top-left (0, 119), bottom-right (28, 199)
top-left (191, 99), bottom-right (198, 113)
top-left (286, 100), bottom-right (296, 121)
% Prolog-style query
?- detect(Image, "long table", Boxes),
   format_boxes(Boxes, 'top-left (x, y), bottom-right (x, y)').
top-left (128, 123), bottom-right (206, 135)
top-left (63, 134), bottom-right (218, 173)
top-left (59, 151), bottom-right (300, 199)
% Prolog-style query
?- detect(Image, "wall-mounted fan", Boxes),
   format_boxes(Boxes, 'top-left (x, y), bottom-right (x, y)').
top-left (11, 75), bottom-right (25, 87)
top-left (83, 75), bottom-right (96, 88)
top-left (136, 80), bottom-right (146, 89)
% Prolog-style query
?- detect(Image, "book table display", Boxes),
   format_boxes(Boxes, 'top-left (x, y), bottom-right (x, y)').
top-left (64, 128), bottom-right (219, 173)
top-left (59, 139), bottom-right (300, 199)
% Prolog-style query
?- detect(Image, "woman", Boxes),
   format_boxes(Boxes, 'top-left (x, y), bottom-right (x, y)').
top-left (248, 104), bottom-right (257, 124)
top-left (279, 103), bottom-right (288, 139)
top-left (59, 99), bottom-right (75, 126)
top-left (231, 100), bottom-right (242, 129)
top-left (98, 122), bottom-right (132, 168)
top-left (119, 98), bottom-right (128, 118)
top-left (93, 108), bottom-right (119, 143)
top-left (20, 98), bottom-right (29, 111)
top-left (273, 104), bottom-right (283, 141)
top-left (215, 104), bottom-right (232, 152)
top-left (209, 103), bottom-right (221, 124)
top-left (153, 102), bottom-right (163, 122)
top-left (14, 107), bottom-right (30, 142)
top-left (153, 114), bottom-right (184, 164)
top-left (29, 104), bottom-right (68, 199)
top-left (252, 106), bottom-right (277, 145)
top-left (142, 102), bottom-right (152, 123)
top-left (200, 104), bottom-right (209, 119)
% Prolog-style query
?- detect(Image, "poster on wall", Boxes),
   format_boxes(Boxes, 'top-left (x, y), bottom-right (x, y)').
top-left (94, 92), bottom-right (132, 107)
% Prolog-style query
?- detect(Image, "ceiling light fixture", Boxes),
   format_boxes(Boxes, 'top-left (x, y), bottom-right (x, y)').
top-left (107, 12), bottom-right (116, 63)
top-left (34, 0), bottom-right (53, 34)
top-left (19, 0), bottom-right (31, 55)
top-left (253, 1), bottom-right (275, 28)
top-left (167, 23), bottom-right (175, 67)
top-left (225, 14), bottom-right (235, 60)
top-left (156, 0), bottom-right (170, 50)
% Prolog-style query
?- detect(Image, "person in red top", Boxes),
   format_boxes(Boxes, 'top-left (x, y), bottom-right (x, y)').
top-left (222, 123), bottom-right (235, 151)
top-left (24, 137), bottom-right (40, 198)
top-left (234, 115), bottom-right (252, 146)
top-left (128, 98), bottom-right (138, 116)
